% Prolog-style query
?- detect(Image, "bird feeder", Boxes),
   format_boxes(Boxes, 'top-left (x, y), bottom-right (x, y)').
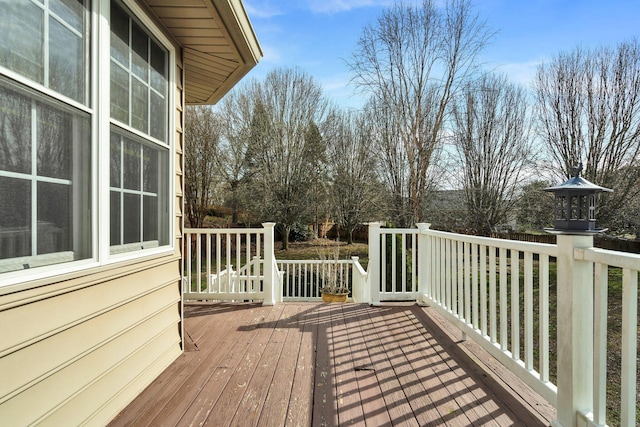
top-left (543, 165), bottom-right (613, 235)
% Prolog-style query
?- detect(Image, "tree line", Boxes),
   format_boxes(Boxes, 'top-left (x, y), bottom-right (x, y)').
top-left (185, 0), bottom-right (640, 247)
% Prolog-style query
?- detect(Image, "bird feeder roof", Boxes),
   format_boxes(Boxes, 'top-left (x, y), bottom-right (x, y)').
top-left (544, 175), bottom-right (613, 193)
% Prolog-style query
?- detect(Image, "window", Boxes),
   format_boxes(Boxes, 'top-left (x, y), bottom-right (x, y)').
top-left (110, 1), bottom-right (167, 142)
top-left (109, 1), bottom-right (170, 254)
top-left (0, 0), bottom-right (89, 104)
top-left (0, 0), bottom-right (173, 278)
top-left (109, 130), bottom-right (169, 253)
top-left (0, 1), bottom-right (91, 273)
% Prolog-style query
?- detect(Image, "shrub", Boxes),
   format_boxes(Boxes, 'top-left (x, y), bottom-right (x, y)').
top-left (289, 222), bottom-right (315, 242)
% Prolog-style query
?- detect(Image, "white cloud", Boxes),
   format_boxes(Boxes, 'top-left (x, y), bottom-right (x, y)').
top-left (307, 0), bottom-right (393, 14)
top-left (243, 1), bottom-right (285, 19)
top-left (492, 59), bottom-right (545, 87)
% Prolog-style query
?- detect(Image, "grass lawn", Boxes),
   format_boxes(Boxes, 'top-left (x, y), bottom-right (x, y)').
top-left (274, 238), bottom-right (369, 268)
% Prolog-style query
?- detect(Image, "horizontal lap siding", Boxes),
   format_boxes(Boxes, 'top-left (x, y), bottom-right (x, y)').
top-left (0, 260), bottom-right (182, 426)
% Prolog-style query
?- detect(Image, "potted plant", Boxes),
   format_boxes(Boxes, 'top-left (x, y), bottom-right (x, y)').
top-left (318, 244), bottom-right (350, 302)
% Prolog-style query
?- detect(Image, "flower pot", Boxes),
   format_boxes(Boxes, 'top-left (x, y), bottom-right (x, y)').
top-left (321, 292), bottom-right (348, 303)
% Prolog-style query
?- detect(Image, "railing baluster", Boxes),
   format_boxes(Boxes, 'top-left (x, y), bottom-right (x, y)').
top-left (433, 234), bottom-right (438, 300)
top-left (226, 233), bottom-right (232, 293)
top-left (412, 233), bottom-right (417, 293)
top-left (539, 254), bottom-right (549, 383)
top-left (489, 245), bottom-right (496, 343)
top-left (206, 233), bottom-right (211, 293)
top-left (511, 250), bottom-right (520, 362)
top-left (449, 240), bottom-right (458, 315)
top-left (593, 262), bottom-right (608, 425)
top-left (215, 233), bottom-right (221, 293)
top-left (480, 244), bottom-right (487, 335)
top-left (621, 268), bottom-right (638, 427)
top-left (457, 240), bottom-right (464, 318)
top-left (245, 232), bottom-right (250, 292)
top-left (236, 232), bottom-right (241, 292)
top-left (472, 243), bottom-right (479, 330)
top-left (392, 232), bottom-right (397, 294)
top-left (524, 251), bottom-right (533, 371)
top-left (440, 237), bottom-right (446, 307)
top-left (186, 232), bottom-right (192, 294)
top-left (445, 238), bottom-right (451, 310)
top-left (499, 248), bottom-right (508, 351)
top-left (402, 233), bottom-right (407, 293)
top-left (381, 232), bottom-right (387, 296)
top-left (464, 242), bottom-right (471, 325)
top-left (196, 232), bottom-right (202, 294)
top-left (302, 263), bottom-right (306, 299)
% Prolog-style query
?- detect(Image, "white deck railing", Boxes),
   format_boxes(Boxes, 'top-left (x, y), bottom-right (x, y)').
top-left (183, 224), bottom-right (279, 304)
top-left (278, 258), bottom-right (366, 301)
top-left (183, 222), bottom-right (638, 427)
top-left (366, 222), bottom-right (638, 427)
top-left (419, 226), bottom-right (558, 405)
top-left (575, 247), bottom-right (639, 427)
top-left (183, 225), bottom-right (366, 304)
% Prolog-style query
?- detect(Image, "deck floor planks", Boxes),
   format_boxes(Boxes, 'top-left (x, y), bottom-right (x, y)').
top-left (109, 303), bottom-right (258, 426)
top-left (332, 304), bottom-right (366, 426)
top-left (193, 304), bottom-right (285, 426)
top-left (373, 307), bottom-right (443, 426)
top-left (363, 306), bottom-right (421, 426)
top-left (311, 304), bottom-right (339, 426)
top-left (420, 326), bottom-right (502, 425)
top-left (148, 304), bottom-right (280, 426)
top-left (285, 303), bottom-right (317, 426)
top-left (109, 302), bottom-right (555, 427)
top-left (414, 304), bottom-right (555, 426)
top-left (340, 304), bottom-right (393, 426)
top-left (256, 304), bottom-right (306, 427)
top-left (229, 304), bottom-right (301, 426)
top-left (394, 307), bottom-right (480, 426)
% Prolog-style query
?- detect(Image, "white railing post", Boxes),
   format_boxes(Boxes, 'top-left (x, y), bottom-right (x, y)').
top-left (368, 222), bottom-right (383, 306)
top-left (416, 223), bottom-right (431, 304)
top-left (553, 234), bottom-right (594, 427)
top-left (351, 256), bottom-right (363, 303)
top-left (262, 222), bottom-right (277, 306)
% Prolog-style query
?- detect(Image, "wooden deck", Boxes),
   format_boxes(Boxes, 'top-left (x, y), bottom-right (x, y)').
top-left (109, 302), bottom-right (555, 426)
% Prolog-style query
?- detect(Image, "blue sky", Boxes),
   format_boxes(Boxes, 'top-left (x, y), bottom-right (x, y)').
top-left (243, 0), bottom-right (640, 109)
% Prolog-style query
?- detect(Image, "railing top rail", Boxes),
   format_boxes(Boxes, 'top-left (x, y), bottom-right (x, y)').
top-left (423, 228), bottom-right (559, 256)
top-left (277, 259), bottom-right (354, 265)
top-left (351, 256), bottom-right (367, 275)
top-left (380, 228), bottom-right (419, 234)
top-left (184, 227), bottom-right (267, 234)
top-left (577, 247), bottom-right (640, 270)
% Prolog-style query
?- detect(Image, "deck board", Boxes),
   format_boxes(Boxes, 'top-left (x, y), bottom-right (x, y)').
top-left (285, 304), bottom-right (316, 426)
top-left (109, 302), bottom-right (555, 427)
top-left (257, 304), bottom-right (305, 427)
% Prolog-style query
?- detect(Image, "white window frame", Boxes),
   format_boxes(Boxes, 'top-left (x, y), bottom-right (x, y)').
top-left (104, 0), bottom-right (176, 263)
top-left (0, 0), bottom-right (175, 287)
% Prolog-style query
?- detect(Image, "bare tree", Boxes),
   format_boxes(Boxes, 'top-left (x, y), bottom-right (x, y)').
top-left (184, 105), bottom-right (223, 228)
top-left (216, 89), bottom-right (256, 224)
top-left (324, 109), bottom-right (381, 244)
top-left (364, 97), bottom-right (411, 226)
top-left (348, 0), bottom-right (493, 226)
top-left (450, 73), bottom-right (533, 235)
top-left (245, 68), bottom-right (328, 249)
top-left (534, 40), bottom-right (640, 228)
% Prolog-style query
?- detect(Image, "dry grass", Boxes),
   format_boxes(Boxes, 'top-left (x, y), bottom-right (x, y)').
top-left (274, 238), bottom-right (369, 268)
